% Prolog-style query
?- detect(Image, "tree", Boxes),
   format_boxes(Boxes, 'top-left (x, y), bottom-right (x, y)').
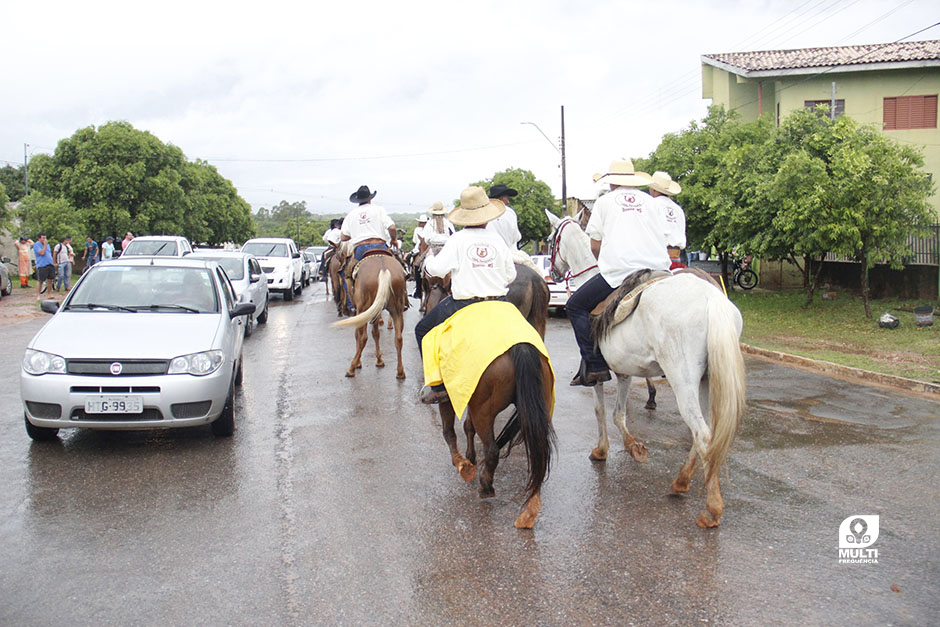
top-left (472, 168), bottom-right (557, 249)
top-left (30, 121), bottom-right (254, 244)
top-left (0, 165), bottom-right (26, 201)
top-left (17, 192), bottom-right (86, 243)
top-left (0, 182), bottom-right (10, 233)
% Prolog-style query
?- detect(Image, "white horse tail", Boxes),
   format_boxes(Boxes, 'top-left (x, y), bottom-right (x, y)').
top-left (331, 268), bottom-right (391, 329)
top-left (703, 295), bottom-right (747, 480)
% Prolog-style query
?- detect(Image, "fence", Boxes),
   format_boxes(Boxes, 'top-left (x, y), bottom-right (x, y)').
top-left (825, 224), bottom-right (939, 266)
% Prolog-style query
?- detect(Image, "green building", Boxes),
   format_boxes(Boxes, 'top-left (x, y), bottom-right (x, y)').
top-left (701, 40), bottom-right (940, 217)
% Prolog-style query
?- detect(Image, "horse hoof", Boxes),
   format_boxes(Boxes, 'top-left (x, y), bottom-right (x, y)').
top-left (696, 510), bottom-right (721, 528)
top-left (458, 461), bottom-right (476, 482)
top-left (478, 486), bottom-right (495, 499)
top-left (644, 401), bottom-right (657, 410)
top-left (513, 494), bottom-right (541, 529)
top-left (630, 442), bottom-right (649, 463)
top-left (396, 370), bottom-right (406, 380)
top-left (671, 478), bottom-right (691, 493)
top-left (589, 448), bottom-right (607, 462)
top-left (345, 370), bottom-right (356, 378)
top-left (356, 363), bottom-right (362, 370)
top-left (376, 360), bottom-right (385, 368)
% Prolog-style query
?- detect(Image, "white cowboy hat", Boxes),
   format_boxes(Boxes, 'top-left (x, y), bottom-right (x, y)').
top-left (595, 159), bottom-right (652, 187)
top-left (449, 186), bottom-right (506, 227)
top-left (417, 214), bottom-right (429, 223)
top-left (429, 201), bottom-right (447, 216)
top-left (649, 171), bottom-right (682, 196)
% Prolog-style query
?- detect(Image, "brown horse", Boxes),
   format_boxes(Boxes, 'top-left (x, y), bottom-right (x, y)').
top-left (329, 252), bottom-right (354, 317)
top-left (425, 264), bottom-right (553, 528)
top-left (331, 254), bottom-right (407, 379)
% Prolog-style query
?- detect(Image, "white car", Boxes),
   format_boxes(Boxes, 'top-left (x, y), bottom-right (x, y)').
top-left (188, 250), bottom-right (269, 336)
top-left (241, 237), bottom-right (303, 300)
top-left (531, 254), bottom-right (573, 310)
top-left (121, 235), bottom-right (193, 257)
top-left (20, 257), bottom-right (255, 440)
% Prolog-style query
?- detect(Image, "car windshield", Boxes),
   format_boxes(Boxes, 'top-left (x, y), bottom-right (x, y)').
top-left (66, 266), bottom-right (219, 313)
top-left (194, 256), bottom-right (244, 280)
top-left (242, 242), bottom-right (287, 257)
top-left (123, 240), bottom-right (179, 256)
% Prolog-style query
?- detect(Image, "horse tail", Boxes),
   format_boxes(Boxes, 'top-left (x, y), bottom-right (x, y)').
top-left (331, 268), bottom-right (391, 329)
top-left (703, 295), bottom-right (747, 481)
top-left (510, 343), bottom-right (556, 502)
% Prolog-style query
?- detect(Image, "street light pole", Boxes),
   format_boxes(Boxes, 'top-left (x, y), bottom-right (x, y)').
top-left (521, 107), bottom-right (567, 213)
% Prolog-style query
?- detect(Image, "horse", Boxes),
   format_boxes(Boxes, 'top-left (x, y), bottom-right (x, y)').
top-left (329, 251), bottom-right (353, 317)
top-left (545, 211), bottom-right (746, 528)
top-left (331, 252), bottom-right (408, 379)
top-left (545, 211), bottom-right (658, 409)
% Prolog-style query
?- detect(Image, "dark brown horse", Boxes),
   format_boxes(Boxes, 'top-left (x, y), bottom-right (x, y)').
top-left (427, 262), bottom-right (554, 527)
top-left (331, 254), bottom-right (407, 379)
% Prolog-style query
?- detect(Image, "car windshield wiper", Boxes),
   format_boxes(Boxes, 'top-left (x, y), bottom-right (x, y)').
top-left (151, 242), bottom-right (171, 255)
top-left (67, 303), bottom-right (138, 312)
top-left (142, 304), bottom-right (202, 313)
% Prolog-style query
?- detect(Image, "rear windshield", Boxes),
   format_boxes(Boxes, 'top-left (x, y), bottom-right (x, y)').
top-left (193, 256), bottom-right (244, 281)
top-left (243, 242), bottom-right (287, 257)
top-left (123, 240), bottom-right (181, 256)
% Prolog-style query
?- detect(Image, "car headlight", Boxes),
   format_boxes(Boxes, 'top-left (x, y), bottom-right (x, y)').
top-left (167, 350), bottom-right (224, 376)
top-left (23, 349), bottom-right (67, 375)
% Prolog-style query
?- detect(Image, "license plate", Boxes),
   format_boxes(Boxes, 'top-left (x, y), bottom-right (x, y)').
top-left (84, 395), bottom-right (144, 414)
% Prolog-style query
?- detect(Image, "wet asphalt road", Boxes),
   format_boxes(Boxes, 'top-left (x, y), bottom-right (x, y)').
top-left (1, 282), bottom-right (938, 626)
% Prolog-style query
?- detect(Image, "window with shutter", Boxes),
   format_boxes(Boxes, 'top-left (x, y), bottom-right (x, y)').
top-left (883, 95), bottom-right (938, 130)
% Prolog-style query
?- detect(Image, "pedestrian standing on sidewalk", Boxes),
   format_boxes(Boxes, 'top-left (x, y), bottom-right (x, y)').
top-left (54, 236), bottom-right (75, 291)
top-left (83, 235), bottom-right (99, 272)
top-left (33, 234), bottom-right (56, 299)
top-left (14, 236), bottom-right (33, 287)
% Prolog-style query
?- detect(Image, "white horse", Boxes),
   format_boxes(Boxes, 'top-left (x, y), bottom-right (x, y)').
top-left (545, 211), bottom-right (746, 527)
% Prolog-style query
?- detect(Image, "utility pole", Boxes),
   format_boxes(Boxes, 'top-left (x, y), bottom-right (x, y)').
top-left (24, 143), bottom-right (29, 195)
top-left (560, 106), bottom-right (567, 215)
top-left (831, 82), bottom-right (837, 120)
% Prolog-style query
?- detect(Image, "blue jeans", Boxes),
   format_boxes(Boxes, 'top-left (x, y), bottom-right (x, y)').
top-left (415, 296), bottom-right (505, 356)
top-left (56, 262), bottom-right (72, 290)
top-left (566, 272), bottom-right (615, 372)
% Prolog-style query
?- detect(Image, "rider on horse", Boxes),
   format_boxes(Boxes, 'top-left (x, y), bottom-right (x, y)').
top-left (648, 171), bottom-right (688, 270)
top-left (321, 218), bottom-right (343, 284)
top-left (338, 185), bottom-right (399, 310)
top-left (416, 186), bottom-right (517, 405)
top-left (566, 159), bottom-right (672, 387)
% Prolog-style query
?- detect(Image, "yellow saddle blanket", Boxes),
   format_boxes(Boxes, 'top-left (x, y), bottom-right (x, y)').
top-left (421, 300), bottom-right (554, 418)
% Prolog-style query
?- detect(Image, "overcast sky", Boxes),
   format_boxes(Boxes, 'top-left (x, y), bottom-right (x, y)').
top-left (2, 0), bottom-right (937, 216)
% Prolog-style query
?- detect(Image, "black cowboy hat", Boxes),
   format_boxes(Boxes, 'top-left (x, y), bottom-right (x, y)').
top-left (349, 185), bottom-right (377, 204)
top-left (488, 184), bottom-right (518, 199)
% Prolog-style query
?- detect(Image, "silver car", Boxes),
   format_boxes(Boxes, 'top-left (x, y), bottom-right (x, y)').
top-left (20, 257), bottom-right (254, 440)
top-left (188, 250), bottom-right (269, 337)
top-left (121, 235), bottom-right (193, 257)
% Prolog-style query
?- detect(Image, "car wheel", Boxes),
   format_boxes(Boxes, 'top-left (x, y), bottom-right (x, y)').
top-left (211, 380), bottom-right (235, 437)
top-left (284, 279), bottom-right (294, 301)
top-left (295, 276), bottom-right (303, 295)
top-left (24, 413), bottom-right (59, 441)
top-left (258, 298), bottom-right (269, 324)
top-left (234, 357), bottom-right (244, 386)
top-left (244, 313), bottom-right (254, 338)
top-left (1, 273), bottom-right (11, 296)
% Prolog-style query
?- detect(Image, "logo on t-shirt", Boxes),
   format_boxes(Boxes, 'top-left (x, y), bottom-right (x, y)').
top-left (357, 211), bottom-right (370, 224)
top-left (467, 243), bottom-right (495, 268)
top-left (665, 207), bottom-right (678, 222)
top-left (616, 193), bottom-right (642, 213)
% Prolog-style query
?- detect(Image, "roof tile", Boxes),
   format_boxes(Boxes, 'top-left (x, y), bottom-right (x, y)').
top-left (704, 40), bottom-right (940, 72)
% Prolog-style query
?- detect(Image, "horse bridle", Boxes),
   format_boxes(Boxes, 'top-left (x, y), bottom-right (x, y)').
top-left (548, 216), bottom-right (597, 285)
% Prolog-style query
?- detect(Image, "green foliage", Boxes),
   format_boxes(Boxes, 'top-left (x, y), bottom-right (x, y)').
top-left (17, 192), bottom-right (86, 243)
top-left (471, 167), bottom-right (558, 248)
top-left (252, 200), bottom-right (330, 246)
top-left (30, 121), bottom-right (254, 244)
top-left (0, 181), bottom-right (9, 233)
top-left (0, 165), bottom-right (26, 201)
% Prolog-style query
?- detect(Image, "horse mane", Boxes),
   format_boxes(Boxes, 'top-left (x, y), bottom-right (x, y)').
top-left (590, 269), bottom-right (657, 344)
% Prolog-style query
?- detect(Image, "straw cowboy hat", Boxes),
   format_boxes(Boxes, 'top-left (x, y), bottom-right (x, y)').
top-left (649, 171), bottom-right (682, 196)
top-left (449, 186), bottom-right (506, 227)
top-left (595, 159), bottom-right (652, 187)
top-left (417, 214), bottom-right (429, 223)
top-left (429, 201), bottom-right (447, 216)
top-left (349, 185), bottom-right (377, 203)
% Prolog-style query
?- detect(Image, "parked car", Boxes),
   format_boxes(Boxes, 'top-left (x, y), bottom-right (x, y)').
top-left (188, 250), bottom-right (269, 336)
top-left (121, 235), bottom-right (193, 257)
top-left (0, 256), bottom-right (13, 299)
top-left (304, 246), bottom-right (328, 281)
top-left (241, 237), bottom-right (303, 300)
top-left (20, 257), bottom-right (254, 440)
top-left (531, 254), bottom-right (573, 310)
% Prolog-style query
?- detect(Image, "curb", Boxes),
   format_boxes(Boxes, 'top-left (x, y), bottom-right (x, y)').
top-left (740, 343), bottom-right (940, 399)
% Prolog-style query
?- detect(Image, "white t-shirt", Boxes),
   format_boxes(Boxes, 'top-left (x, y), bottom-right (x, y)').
top-left (586, 187), bottom-right (671, 287)
top-left (424, 227), bottom-right (517, 301)
top-left (485, 205), bottom-right (521, 249)
top-left (323, 227), bottom-right (342, 246)
top-left (54, 242), bottom-right (73, 264)
top-left (423, 217), bottom-right (455, 247)
top-left (654, 195), bottom-right (687, 249)
top-left (413, 225), bottom-right (426, 246)
top-left (101, 241), bottom-right (114, 259)
top-left (341, 203), bottom-right (395, 245)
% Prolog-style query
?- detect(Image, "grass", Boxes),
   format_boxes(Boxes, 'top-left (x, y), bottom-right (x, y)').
top-left (728, 288), bottom-right (940, 383)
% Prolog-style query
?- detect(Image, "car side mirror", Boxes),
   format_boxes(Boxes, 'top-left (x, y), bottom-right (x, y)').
top-left (1, 256), bottom-right (10, 264)
top-left (230, 302), bottom-right (256, 318)
top-left (41, 300), bottom-right (60, 314)
top-left (292, 252), bottom-right (300, 259)
top-left (249, 272), bottom-right (261, 283)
